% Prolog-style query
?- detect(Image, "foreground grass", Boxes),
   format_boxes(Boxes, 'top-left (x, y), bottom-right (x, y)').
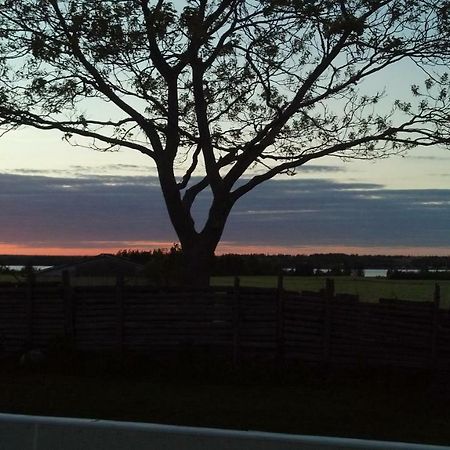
top-left (211, 276), bottom-right (450, 308)
top-left (0, 358), bottom-right (449, 446)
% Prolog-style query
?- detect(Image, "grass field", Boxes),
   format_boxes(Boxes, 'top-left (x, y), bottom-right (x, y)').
top-left (0, 273), bottom-right (21, 283)
top-left (211, 276), bottom-right (450, 308)
top-left (1, 273), bottom-right (449, 308)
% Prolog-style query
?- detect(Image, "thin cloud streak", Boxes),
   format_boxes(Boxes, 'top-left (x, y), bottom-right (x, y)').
top-left (6, 163), bottom-right (344, 178)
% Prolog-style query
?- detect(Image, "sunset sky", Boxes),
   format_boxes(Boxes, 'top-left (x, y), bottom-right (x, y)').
top-left (1, 7), bottom-right (449, 258)
top-left (0, 126), bottom-right (449, 256)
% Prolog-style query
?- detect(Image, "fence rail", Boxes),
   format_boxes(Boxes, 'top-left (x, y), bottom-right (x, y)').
top-left (0, 275), bottom-right (449, 370)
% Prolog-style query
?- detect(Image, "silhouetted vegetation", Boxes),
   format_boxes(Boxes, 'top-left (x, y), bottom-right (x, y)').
top-left (0, 255), bottom-right (83, 267)
top-left (387, 269), bottom-right (450, 281)
top-left (116, 250), bottom-right (450, 278)
top-left (2, 251), bottom-right (449, 282)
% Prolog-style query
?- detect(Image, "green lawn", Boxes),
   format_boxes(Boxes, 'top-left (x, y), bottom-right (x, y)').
top-left (0, 273), bottom-right (22, 283)
top-left (2, 273), bottom-right (449, 308)
top-left (211, 276), bottom-right (450, 308)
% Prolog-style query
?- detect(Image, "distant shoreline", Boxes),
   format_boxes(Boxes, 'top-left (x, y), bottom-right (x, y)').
top-left (1, 252), bottom-right (449, 272)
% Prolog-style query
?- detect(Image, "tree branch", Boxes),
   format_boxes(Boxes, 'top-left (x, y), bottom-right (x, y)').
top-left (48, 0), bottom-right (164, 155)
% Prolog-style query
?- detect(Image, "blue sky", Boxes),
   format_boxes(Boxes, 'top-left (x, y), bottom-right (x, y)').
top-left (0, 4), bottom-right (449, 256)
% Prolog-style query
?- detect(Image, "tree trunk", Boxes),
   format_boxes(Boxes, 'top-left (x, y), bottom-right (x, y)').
top-left (157, 159), bottom-right (232, 287)
top-left (178, 194), bottom-right (233, 287)
top-left (180, 238), bottom-right (216, 287)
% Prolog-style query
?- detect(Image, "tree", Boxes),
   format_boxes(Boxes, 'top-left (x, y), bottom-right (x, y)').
top-left (1, 0), bottom-right (450, 285)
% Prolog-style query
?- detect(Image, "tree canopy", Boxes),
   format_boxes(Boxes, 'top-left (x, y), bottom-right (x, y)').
top-left (1, 0), bottom-right (450, 282)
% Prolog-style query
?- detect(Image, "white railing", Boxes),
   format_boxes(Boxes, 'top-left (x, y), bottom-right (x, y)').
top-left (0, 413), bottom-right (449, 450)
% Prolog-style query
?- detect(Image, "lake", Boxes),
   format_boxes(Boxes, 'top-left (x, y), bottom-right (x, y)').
top-left (3, 265), bottom-right (53, 271)
top-left (363, 269), bottom-right (388, 278)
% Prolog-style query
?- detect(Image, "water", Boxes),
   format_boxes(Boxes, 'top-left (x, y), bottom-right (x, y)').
top-left (363, 269), bottom-right (388, 278)
top-left (316, 269), bottom-right (424, 278)
top-left (2, 265), bottom-right (52, 271)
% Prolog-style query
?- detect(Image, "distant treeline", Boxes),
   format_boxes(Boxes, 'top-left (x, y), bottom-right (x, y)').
top-left (117, 250), bottom-right (450, 277)
top-left (213, 254), bottom-right (450, 276)
top-left (0, 254), bottom-right (83, 267)
top-left (387, 270), bottom-right (450, 280)
top-left (1, 251), bottom-right (449, 277)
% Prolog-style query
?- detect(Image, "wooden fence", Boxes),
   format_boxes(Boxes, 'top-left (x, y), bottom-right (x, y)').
top-left (0, 274), bottom-right (449, 370)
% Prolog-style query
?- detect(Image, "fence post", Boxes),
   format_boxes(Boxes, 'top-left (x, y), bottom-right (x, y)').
top-left (276, 273), bottom-right (285, 364)
top-left (62, 271), bottom-right (74, 341)
top-left (355, 298), bottom-right (365, 368)
top-left (116, 275), bottom-right (125, 354)
top-left (26, 272), bottom-right (35, 346)
top-left (431, 283), bottom-right (440, 369)
top-left (232, 276), bottom-right (241, 368)
top-left (323, 278), bottom-right (334, 365)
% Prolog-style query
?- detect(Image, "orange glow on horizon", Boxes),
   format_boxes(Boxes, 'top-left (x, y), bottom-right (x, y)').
top-left (0, 244), bottom-right (113, 256)
top-left (0, 241), bottom-right (175, 256)
top-left (0, 241), bottom-right (449, 257)
top-left (217, 243), bottom-right (450, 256)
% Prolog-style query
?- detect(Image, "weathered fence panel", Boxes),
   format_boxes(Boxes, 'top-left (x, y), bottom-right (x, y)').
top-left (0, 277), bottom-right (448, 371)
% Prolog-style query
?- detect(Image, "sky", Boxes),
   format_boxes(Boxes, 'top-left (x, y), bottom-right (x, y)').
top-left (0, 6), bottom-right (449, 257)
top-left (0, 126), bottom-right (449, 256)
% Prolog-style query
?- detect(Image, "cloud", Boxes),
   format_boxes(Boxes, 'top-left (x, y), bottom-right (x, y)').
top-left (289, 164), bottom-right (346, 173)
top-left (0, 173), bottom-right (448, 252)
top-left (410, 155), bottom-right (450, 161)
top-left (7, 164), bottom-right (157, 178)
top-left (224, 179), bottom-right (450, 248)
top-left (0, 173), bottom-right (171, 245)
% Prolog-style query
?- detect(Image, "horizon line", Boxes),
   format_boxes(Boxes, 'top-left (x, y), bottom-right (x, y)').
top-left (0, 244), bottom-right (449, 258)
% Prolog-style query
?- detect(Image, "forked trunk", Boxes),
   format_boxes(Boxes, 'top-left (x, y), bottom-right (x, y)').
top-left (157, 161), bottom-right (232, 287)
top-left (178, 196), bottom-right (233, 287)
